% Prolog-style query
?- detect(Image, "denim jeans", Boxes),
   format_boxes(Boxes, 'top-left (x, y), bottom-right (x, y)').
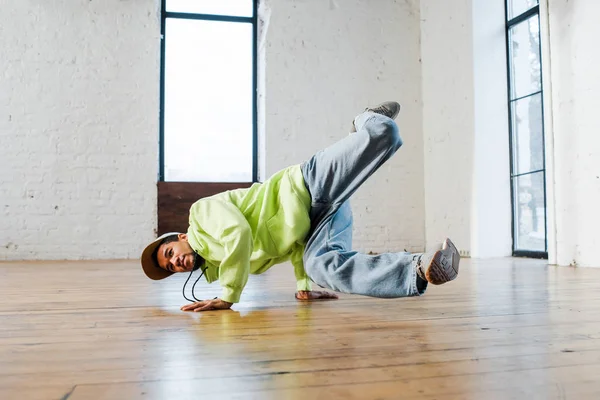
top-left (301, 112), bottom-right (427, 298)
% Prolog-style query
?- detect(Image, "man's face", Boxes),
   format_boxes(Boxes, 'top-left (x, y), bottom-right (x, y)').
top-left (156, 234), bottom-right (196, 273)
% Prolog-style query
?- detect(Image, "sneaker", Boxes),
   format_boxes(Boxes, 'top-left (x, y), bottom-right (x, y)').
top-left (351, 101), bottom-right (401, 132)
top-left (415, 238), bottom-right (460, 285)
top-left (366, 101), bottom-right (401, 119)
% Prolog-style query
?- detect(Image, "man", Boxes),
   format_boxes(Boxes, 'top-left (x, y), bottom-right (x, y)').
top-left (141, 101), bottom-right (460, 312)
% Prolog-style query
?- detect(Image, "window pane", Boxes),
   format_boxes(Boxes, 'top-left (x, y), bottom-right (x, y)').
top-left (514, 172), bottom-right (545, 251)
top-left (164, 19), bottom-right (253, 182)
top-left (509, 16), bottom-right (541, 99)
top-left (511, 93), bottom-right (543, 175)
top-left (507, 0), bottom-right (538, 20)
top-left (166, 0), bottom-right (253, 17)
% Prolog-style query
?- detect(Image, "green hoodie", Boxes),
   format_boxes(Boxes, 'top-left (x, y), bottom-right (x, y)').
top-left (186, 165), bottom-right (313, 303)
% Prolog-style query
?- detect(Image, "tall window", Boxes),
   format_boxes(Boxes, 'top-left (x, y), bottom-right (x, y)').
top-left (505, 0), bottom-right (547, 258)
top-left (160, 0), bottom-right (258, 182)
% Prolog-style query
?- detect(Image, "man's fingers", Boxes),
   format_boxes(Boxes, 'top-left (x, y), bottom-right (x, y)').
top-left (181, 303), bottom-right (195, 311)
top-left (181, 301), bottom-right (206, 311)
top-left (182, 299), bottom-right (231, 312)
top-left (194, 303), bottom-right (214, 312)
top-left (181, 303), bottom-right (198, 311)
top-left (195, 299), bottom-right (226, 312)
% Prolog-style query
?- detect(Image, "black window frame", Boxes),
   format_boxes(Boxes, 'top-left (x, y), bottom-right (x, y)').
top-left (504, 1), bottom-right (548, 259)
top-left (158, 0), bottom-right (259, 183)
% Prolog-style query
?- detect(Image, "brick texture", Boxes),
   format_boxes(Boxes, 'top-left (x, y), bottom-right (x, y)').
top-left (0, 0), bottom-right (160, 260)
top-left (1, 0), bottom-right (426, 260)
top-left (264, 0), bottom-right (426, 254)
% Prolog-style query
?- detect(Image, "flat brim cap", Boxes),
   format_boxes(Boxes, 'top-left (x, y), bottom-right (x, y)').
top-left (140, 232), bottom-right (181, 280)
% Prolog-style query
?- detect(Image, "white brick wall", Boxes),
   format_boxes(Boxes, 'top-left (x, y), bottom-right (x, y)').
top-left (420, 0), bottom-right (512, 257)
top-left (470, 0), bottom-right (512, 258)
top-left (420, 0), bottom-right (475, 253)
top-left (0, 0), bottom-right (160, 260)
top-left (12, 0), bottom-right (597, 265)
top-left (1, 0), bottom-right (425, 260)
top-left (547, 0), bottom-right (600, 267)
top-left (264, 0), bottom-right (426, 254)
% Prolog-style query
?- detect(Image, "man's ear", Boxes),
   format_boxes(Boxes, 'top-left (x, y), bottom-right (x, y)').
top-left (178, 233), bottom-right (188, 241)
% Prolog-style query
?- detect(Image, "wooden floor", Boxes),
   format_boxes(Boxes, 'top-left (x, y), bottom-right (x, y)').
top-left (2, 258), bottom-right (600, 400)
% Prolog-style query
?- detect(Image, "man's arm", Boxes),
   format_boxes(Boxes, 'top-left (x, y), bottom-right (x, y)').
top-left (217, 219), bottom-right (252, 304)
top-left (291, 245), bottom-right (312, 292)
top-left (183, 200), bottom-right (252, 312)
top-left (290, 246), bottom-right (338, 301)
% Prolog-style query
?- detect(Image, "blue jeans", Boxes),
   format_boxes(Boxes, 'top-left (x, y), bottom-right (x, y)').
top-left (301, 112), bottom-right (427, 298)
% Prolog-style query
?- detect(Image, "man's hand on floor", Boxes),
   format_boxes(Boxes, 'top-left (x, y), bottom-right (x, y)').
top-left (295, 290), bottom-right (339, 301)
top-left (181, 298), bottom-right (233, 312)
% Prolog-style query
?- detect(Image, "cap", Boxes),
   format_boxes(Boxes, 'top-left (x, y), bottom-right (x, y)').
top-left (140, 232), bottom-right (182, 280)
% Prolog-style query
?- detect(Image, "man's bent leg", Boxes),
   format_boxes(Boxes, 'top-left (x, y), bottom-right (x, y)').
top-left (304, 202), bottom-right (427, 298)
top-left (301, 111), bottom-right (402, 223)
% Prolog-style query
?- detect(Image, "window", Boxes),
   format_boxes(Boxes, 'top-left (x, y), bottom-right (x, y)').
top-left (505, 0), bottom-right (547, 258)
top-left (159, 0), bottom-right (258, 182)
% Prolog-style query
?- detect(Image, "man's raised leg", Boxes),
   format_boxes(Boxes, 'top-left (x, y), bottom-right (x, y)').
top-left (301, 102), bottom-right (460, 297)
top-left (301, 101), bottom-right (403, 229)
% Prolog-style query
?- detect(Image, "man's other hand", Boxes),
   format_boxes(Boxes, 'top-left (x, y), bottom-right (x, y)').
top-left (295, 290), bottom-right (339, 301)
top-left (181, 298), bottom-right (233, 312)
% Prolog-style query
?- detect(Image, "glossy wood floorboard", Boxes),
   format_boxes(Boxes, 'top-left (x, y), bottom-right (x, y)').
top-left (1, 258), bottom-right (600, 399)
